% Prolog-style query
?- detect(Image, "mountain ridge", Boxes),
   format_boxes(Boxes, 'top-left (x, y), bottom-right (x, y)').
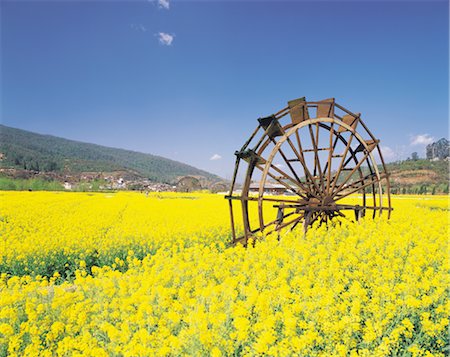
top-left (0, 124), bottom-right (221, 184)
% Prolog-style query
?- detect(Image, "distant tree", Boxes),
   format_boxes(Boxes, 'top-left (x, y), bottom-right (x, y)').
top-left (411, 152), bottom-right (419, 161)
top-left (42, 161), bottom-right (58, 171)
top-left (418, 185), bottom-right (427, 195)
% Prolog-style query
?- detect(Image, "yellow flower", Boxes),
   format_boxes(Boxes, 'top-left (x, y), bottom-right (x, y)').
top-left (0, 192), bottom-right (447, 355)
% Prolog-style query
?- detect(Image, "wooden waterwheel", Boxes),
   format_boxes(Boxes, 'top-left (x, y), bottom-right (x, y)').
top-left (225, 97), bottom-right (392, 246)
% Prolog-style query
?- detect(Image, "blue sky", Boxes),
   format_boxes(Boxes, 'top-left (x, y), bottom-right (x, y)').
top-left (1, 0), bottom-right (448, 179)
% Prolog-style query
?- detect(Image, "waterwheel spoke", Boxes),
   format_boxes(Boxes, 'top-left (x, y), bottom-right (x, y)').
top-left (254, 163), bottom-right (307, 199)
top-left (322, 134), bottom-right (339, 175)
top-left (265, 212), bottom-right (305, 235)
top-left (319, 212), bottom-right (328, 226)
top-left (225, 195), bottom-right (303, 205)
top-left (270, 139), bottom-right (311, 194)
top-left (315, 123), bottom-right (326, 192)
top-left (334, 175), bottom-right (386, 202)
top-left (260, 196), bottom-right (302, 204)
top-left (275, 119), bottom-right (321, 196)
top-left (267, 163), bottom-right (307, 197)
top-left (325, 122), bottom-right (335, 193)
top-left (320, 127), bottom-right (369, 207)
top-left (309, 211), bottom-right (321, 226)
top-left (287, 133), bottom-right (321, 197)
top-left (289, 217), bottom-right (302, 232)
top-left (332, 172), bottom-right (376, 197)
top-left (308, 123), bottom-right (325, 190)
top-left (331, 148), bottom-right (375, 199)
top-left (259, 210), bottom-right (299, 232)
top-left (330, 131), bottom-right (356, 192)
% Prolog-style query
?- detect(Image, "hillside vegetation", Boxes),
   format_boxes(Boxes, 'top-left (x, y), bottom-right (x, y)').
top-left (0, 125), bottom-right (220, 183)
top-left (385, 159), bottom-right (448, 194)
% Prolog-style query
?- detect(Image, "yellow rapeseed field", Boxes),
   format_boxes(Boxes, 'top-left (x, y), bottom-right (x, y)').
top-left (0, 191), bottom-right (448, 356)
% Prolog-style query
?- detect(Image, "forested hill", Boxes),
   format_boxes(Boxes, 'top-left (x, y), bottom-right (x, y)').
top-left (384, 159), bottom-right (448, 194)
top-left (0, 125), bottom-right (221, 183)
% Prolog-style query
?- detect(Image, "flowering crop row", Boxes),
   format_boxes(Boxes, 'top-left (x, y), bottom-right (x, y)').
top-left (0, 191), bottom-right (231, 278)
top-left (0, 192), bottom-right (448, 356)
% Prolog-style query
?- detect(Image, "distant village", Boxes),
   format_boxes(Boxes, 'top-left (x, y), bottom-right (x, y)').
top-left (0, 167), bottom-right (230, 193)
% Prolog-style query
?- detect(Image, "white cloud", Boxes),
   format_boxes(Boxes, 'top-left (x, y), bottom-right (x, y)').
top-left (380, 146), bottom-right (396, 161)
top-left (130, 24), bottom-right (147, 32)
top-left (147, 0), bottom-right (170, 9)
top-left (157, 32), bottom-right (174, 46)
top-left (158, 0), bottom-right (170, 9)
top-left (410, 134), bottom-right (434, 146)
top-left (274, 163), bottom-right (285, 169)
top-left (210, 154), bottom-right (222, 161)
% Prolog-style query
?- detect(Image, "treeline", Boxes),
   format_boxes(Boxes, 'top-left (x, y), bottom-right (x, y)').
top-left (0, 177), bottom-right (112, 192)
top-left (0, 177), bottom-right (63, 191)
top-left (390, 184), bottom-right (449, 195)
top-left (7, 153), bottom-right (59, 172)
